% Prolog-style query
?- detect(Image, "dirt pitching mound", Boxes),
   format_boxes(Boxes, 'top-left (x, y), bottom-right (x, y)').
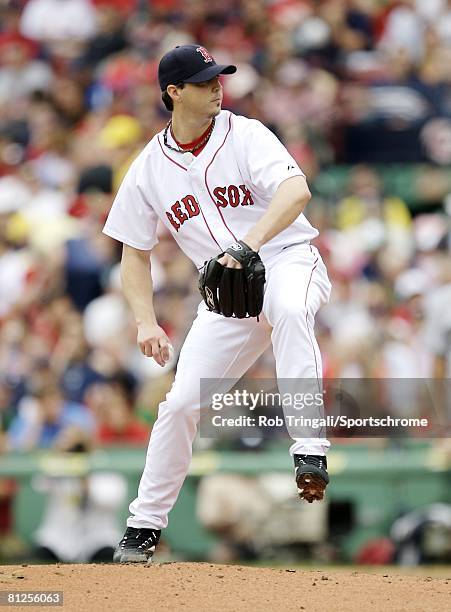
top-left (1, 563), bottom-right (450, 611)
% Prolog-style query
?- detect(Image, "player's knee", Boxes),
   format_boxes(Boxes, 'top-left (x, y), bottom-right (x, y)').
top-left (161, 393), bottom-right (199, 422)
top-left (274, 301), bottom-right (309, 324)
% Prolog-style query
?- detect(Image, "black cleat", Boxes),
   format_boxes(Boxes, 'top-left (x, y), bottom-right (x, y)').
top-left (113, 527), bottom-right (161, 563)
top-left (294, 454), bottom-right (329, 503)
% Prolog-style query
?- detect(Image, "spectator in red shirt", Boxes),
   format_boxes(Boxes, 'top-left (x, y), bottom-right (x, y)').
top-left (88, 372), bottom-right (150, 446)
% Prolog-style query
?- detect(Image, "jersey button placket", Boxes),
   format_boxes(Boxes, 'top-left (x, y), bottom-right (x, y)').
top-left (187, 166), bottom-right (223, 251)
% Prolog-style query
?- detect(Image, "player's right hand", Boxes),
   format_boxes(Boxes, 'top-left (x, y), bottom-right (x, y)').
top-left (137, 323), bottom-right (172, 367)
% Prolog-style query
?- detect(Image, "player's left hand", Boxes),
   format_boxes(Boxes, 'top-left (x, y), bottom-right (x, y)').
top-left (199, 240), bottom-right (266, 318)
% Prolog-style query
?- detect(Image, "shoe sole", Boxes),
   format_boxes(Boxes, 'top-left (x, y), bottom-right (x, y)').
top-left (296, 472), bottom-right (328, 503)
top-left (113, 548), bottom-right (156, 563)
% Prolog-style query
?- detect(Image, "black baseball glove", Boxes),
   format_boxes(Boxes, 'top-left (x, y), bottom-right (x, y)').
top-left (198, 241), bottom-right (266, 318)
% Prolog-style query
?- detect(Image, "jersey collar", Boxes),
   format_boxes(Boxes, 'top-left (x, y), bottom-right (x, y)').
top-left (160, 110), bottom-right (230, 169)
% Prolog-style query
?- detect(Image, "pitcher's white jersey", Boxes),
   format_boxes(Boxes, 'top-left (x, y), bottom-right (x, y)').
top-left (103, 110), bottom-right (318, 267)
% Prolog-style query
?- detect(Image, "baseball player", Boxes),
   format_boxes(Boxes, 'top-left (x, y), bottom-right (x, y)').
top-left (103, 44), bottom-right (332, 563)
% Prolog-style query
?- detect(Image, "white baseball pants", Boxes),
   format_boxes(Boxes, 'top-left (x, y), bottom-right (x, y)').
top-left (128, 243), bottom-right (332, 530)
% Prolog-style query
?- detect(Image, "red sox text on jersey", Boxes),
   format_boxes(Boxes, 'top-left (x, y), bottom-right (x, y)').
top-left (166, 185), bottom-right (255, 232)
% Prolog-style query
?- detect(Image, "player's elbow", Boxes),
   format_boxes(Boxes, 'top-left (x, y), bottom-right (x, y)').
top-left (289, 175), bottom-right (311, 207)
top-left (301, 186), bottom-right (311, 205)
top-left (278, 175), bottom-right (311, 211)
top-left (295, 183), bottom-right (311, 211)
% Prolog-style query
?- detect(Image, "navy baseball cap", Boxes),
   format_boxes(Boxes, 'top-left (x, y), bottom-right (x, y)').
top-left (158, 44), bottom-right (237, 92)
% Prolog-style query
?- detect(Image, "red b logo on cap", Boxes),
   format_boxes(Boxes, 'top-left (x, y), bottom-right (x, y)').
top-left (196, 47), bottom-right (213, 63)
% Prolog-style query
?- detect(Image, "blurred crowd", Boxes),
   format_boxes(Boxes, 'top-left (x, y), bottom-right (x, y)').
top-left (0, 0), bottom-right (451, 455)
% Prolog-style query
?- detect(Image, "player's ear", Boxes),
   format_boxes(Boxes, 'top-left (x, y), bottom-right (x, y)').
top-left (167, 84), bottom-right (183, 105)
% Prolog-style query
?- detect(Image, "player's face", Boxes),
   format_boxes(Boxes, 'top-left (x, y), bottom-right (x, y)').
top-left (181, 76), bottom-right (223, 118)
